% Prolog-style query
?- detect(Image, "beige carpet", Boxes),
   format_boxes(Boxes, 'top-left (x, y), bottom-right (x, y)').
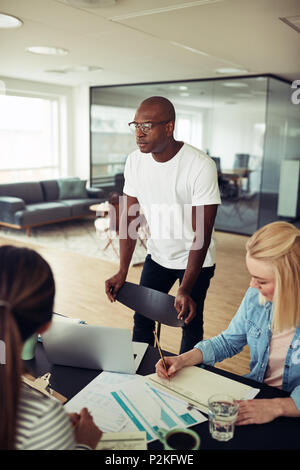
top-left (0, 219), bottom-right (147, 265)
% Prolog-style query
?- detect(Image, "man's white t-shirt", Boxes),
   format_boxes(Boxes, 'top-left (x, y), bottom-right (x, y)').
top-left (123, 142), bottom-right (221, 270)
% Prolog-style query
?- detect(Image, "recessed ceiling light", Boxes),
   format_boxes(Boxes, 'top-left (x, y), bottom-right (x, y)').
top-left (180, 92), bottom-right (190, 97)
top-left (216, 67), bottom-right (248, 74)
top-left (0, 13), bottom-right (23, 28)
top-left (223, 82), bottom-right (248, 88)
top-left (26, 46), bottom-right (69, 56)
top-left (179, 86), bottom-right (188, 91)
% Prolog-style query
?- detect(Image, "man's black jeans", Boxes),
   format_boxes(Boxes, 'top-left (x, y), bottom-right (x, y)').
top-left (132, 254), bottom-right (215, 354)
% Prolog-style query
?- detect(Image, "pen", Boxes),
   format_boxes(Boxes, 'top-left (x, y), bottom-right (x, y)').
top-left (153, 330), bottom-right (169, 381)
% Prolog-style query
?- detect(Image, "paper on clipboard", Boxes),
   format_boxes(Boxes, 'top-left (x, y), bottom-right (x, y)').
top-left (96, 432), bottom-right (147, 450)
top-left (64, 372), bottom-right (134, 433)
top-left (146, 366), bottom-right (260, 414)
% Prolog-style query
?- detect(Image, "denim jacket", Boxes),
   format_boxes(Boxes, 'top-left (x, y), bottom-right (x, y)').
top-left (195, 287), bottom-right (300, 411)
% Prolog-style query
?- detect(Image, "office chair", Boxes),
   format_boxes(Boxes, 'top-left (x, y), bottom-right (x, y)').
top-left (234, 153), bottom-right (250, 170)
top-left (211, 156), bottom-right (236, 200)
top-left (211, 156), bottom-right (221, 174)
top-left (116, 281), bottom-right (184, 344)
top-left (234, 153), bottom-right (251, 193)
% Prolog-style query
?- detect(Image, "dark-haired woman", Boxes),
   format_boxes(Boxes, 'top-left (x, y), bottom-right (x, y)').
top-left (0, 245), bottom-right (102, 450)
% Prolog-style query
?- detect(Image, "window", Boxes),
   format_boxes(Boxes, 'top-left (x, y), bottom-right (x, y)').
top-left (175, 111), bottom-right (203, 149)
top-left (90, 104), bottom-right (204, 186)
top-left (0, 94), bottom-right (60, 183)
top-left (91, 104), bottom-right (136, 185)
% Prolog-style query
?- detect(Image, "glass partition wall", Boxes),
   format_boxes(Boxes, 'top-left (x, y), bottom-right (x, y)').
top-left (90, 75), bottom-right (300, 236)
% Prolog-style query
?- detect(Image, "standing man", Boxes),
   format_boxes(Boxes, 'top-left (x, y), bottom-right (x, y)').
top-left (105, 96), bottom-right (221, 354)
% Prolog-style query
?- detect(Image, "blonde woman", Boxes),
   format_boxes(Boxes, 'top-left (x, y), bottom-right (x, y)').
top-left (156, 221), bottom-right (300, 425)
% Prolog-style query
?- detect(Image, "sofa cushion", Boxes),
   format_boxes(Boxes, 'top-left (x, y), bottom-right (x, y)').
top-left (40, 180), bottom-right (59, 201)
top-left (0, 182), bottom-right (44, 204)
top-left (0, 197), bottom-right (26, 223)
top-left (58, 178), bottom-right (87, 200)
top-left (60, 198), bottom-right (103, 217)
top-left (14, 202), bottom-right (71, 226)
top-left (86, 187), bottom-right (105, 199)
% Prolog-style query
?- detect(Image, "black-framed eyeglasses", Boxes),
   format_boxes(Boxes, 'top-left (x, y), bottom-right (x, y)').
top-left (128, 120), bottom-right (170, 134)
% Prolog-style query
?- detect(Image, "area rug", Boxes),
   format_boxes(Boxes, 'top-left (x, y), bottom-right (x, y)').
top-left (0, 219), bottom-right (147, 266)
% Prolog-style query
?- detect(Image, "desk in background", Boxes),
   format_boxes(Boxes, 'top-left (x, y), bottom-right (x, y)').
top-left (222, 168), bottom-right (252, 195)
top-left (25, 343), bottom-right (300, 451)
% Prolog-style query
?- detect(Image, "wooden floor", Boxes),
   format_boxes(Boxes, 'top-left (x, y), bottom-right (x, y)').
top-left (0, 230), bottom-right (251, 376)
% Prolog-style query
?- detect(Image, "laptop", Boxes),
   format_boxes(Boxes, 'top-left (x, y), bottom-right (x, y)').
top-left (42, 315), bottom-right (148, 374)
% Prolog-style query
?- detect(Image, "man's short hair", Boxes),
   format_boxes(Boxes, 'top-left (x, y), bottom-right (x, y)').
top-left (140, 96), bottom-right (176, 122)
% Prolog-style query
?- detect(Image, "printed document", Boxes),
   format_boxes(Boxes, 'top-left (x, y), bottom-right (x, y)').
top-left (96, 432), bottom-right (147, 450)
top-left (109, 379), bottom-right (207, 442)
top-left (64, 371), bottom-right (207, 443)
top-left (64, 372), bottom-right (138, 432)
top-left (146, 366), bottom-right (260, 413)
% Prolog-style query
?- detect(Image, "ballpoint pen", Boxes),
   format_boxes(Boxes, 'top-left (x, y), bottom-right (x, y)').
top-left (153, 330), bottom-right (169, 381)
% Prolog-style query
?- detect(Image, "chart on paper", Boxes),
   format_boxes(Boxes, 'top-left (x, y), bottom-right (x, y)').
top-left (64, 371), bottom-right (207, 442)
top-left (110, 380), bottom-right (207, 443)
top-left (64, 372), bottom-right (139, 433)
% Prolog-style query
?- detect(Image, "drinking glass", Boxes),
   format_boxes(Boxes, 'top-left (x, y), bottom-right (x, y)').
top-left (208, 394), bottom-right (239, 441)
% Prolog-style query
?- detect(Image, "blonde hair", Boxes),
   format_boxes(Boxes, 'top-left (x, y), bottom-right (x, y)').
top-left (246, 221), bottom-right (300, 332)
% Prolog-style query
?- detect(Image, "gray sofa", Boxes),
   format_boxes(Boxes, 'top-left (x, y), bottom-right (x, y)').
top-left (0, 177), bottom-right (105, 235)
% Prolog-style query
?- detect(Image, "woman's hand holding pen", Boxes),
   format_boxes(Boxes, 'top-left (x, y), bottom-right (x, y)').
top-left (155, 356), bottom-right (185, 379)
top-left (155, 349), bottom-right (204, 380)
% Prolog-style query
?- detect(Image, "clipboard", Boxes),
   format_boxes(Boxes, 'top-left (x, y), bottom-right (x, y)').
top-left (22, 372), bottom-right (67, 404)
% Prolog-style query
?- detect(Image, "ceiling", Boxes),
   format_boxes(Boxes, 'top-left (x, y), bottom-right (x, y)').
top-left (0, 0), bottom-right (299, 87)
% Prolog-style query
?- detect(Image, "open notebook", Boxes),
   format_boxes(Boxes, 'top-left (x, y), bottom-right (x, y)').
top-left (146, 366), bottom-right (260, 413)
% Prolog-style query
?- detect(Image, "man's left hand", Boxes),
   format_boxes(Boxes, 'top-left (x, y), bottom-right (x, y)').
top-left (174, 288), bottom-right (196, 324)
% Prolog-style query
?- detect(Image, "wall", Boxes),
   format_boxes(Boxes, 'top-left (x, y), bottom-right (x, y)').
top-left (207, 104), bottom-right (266, 170)
top-left (72, 84), bottom-right (90, 181)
